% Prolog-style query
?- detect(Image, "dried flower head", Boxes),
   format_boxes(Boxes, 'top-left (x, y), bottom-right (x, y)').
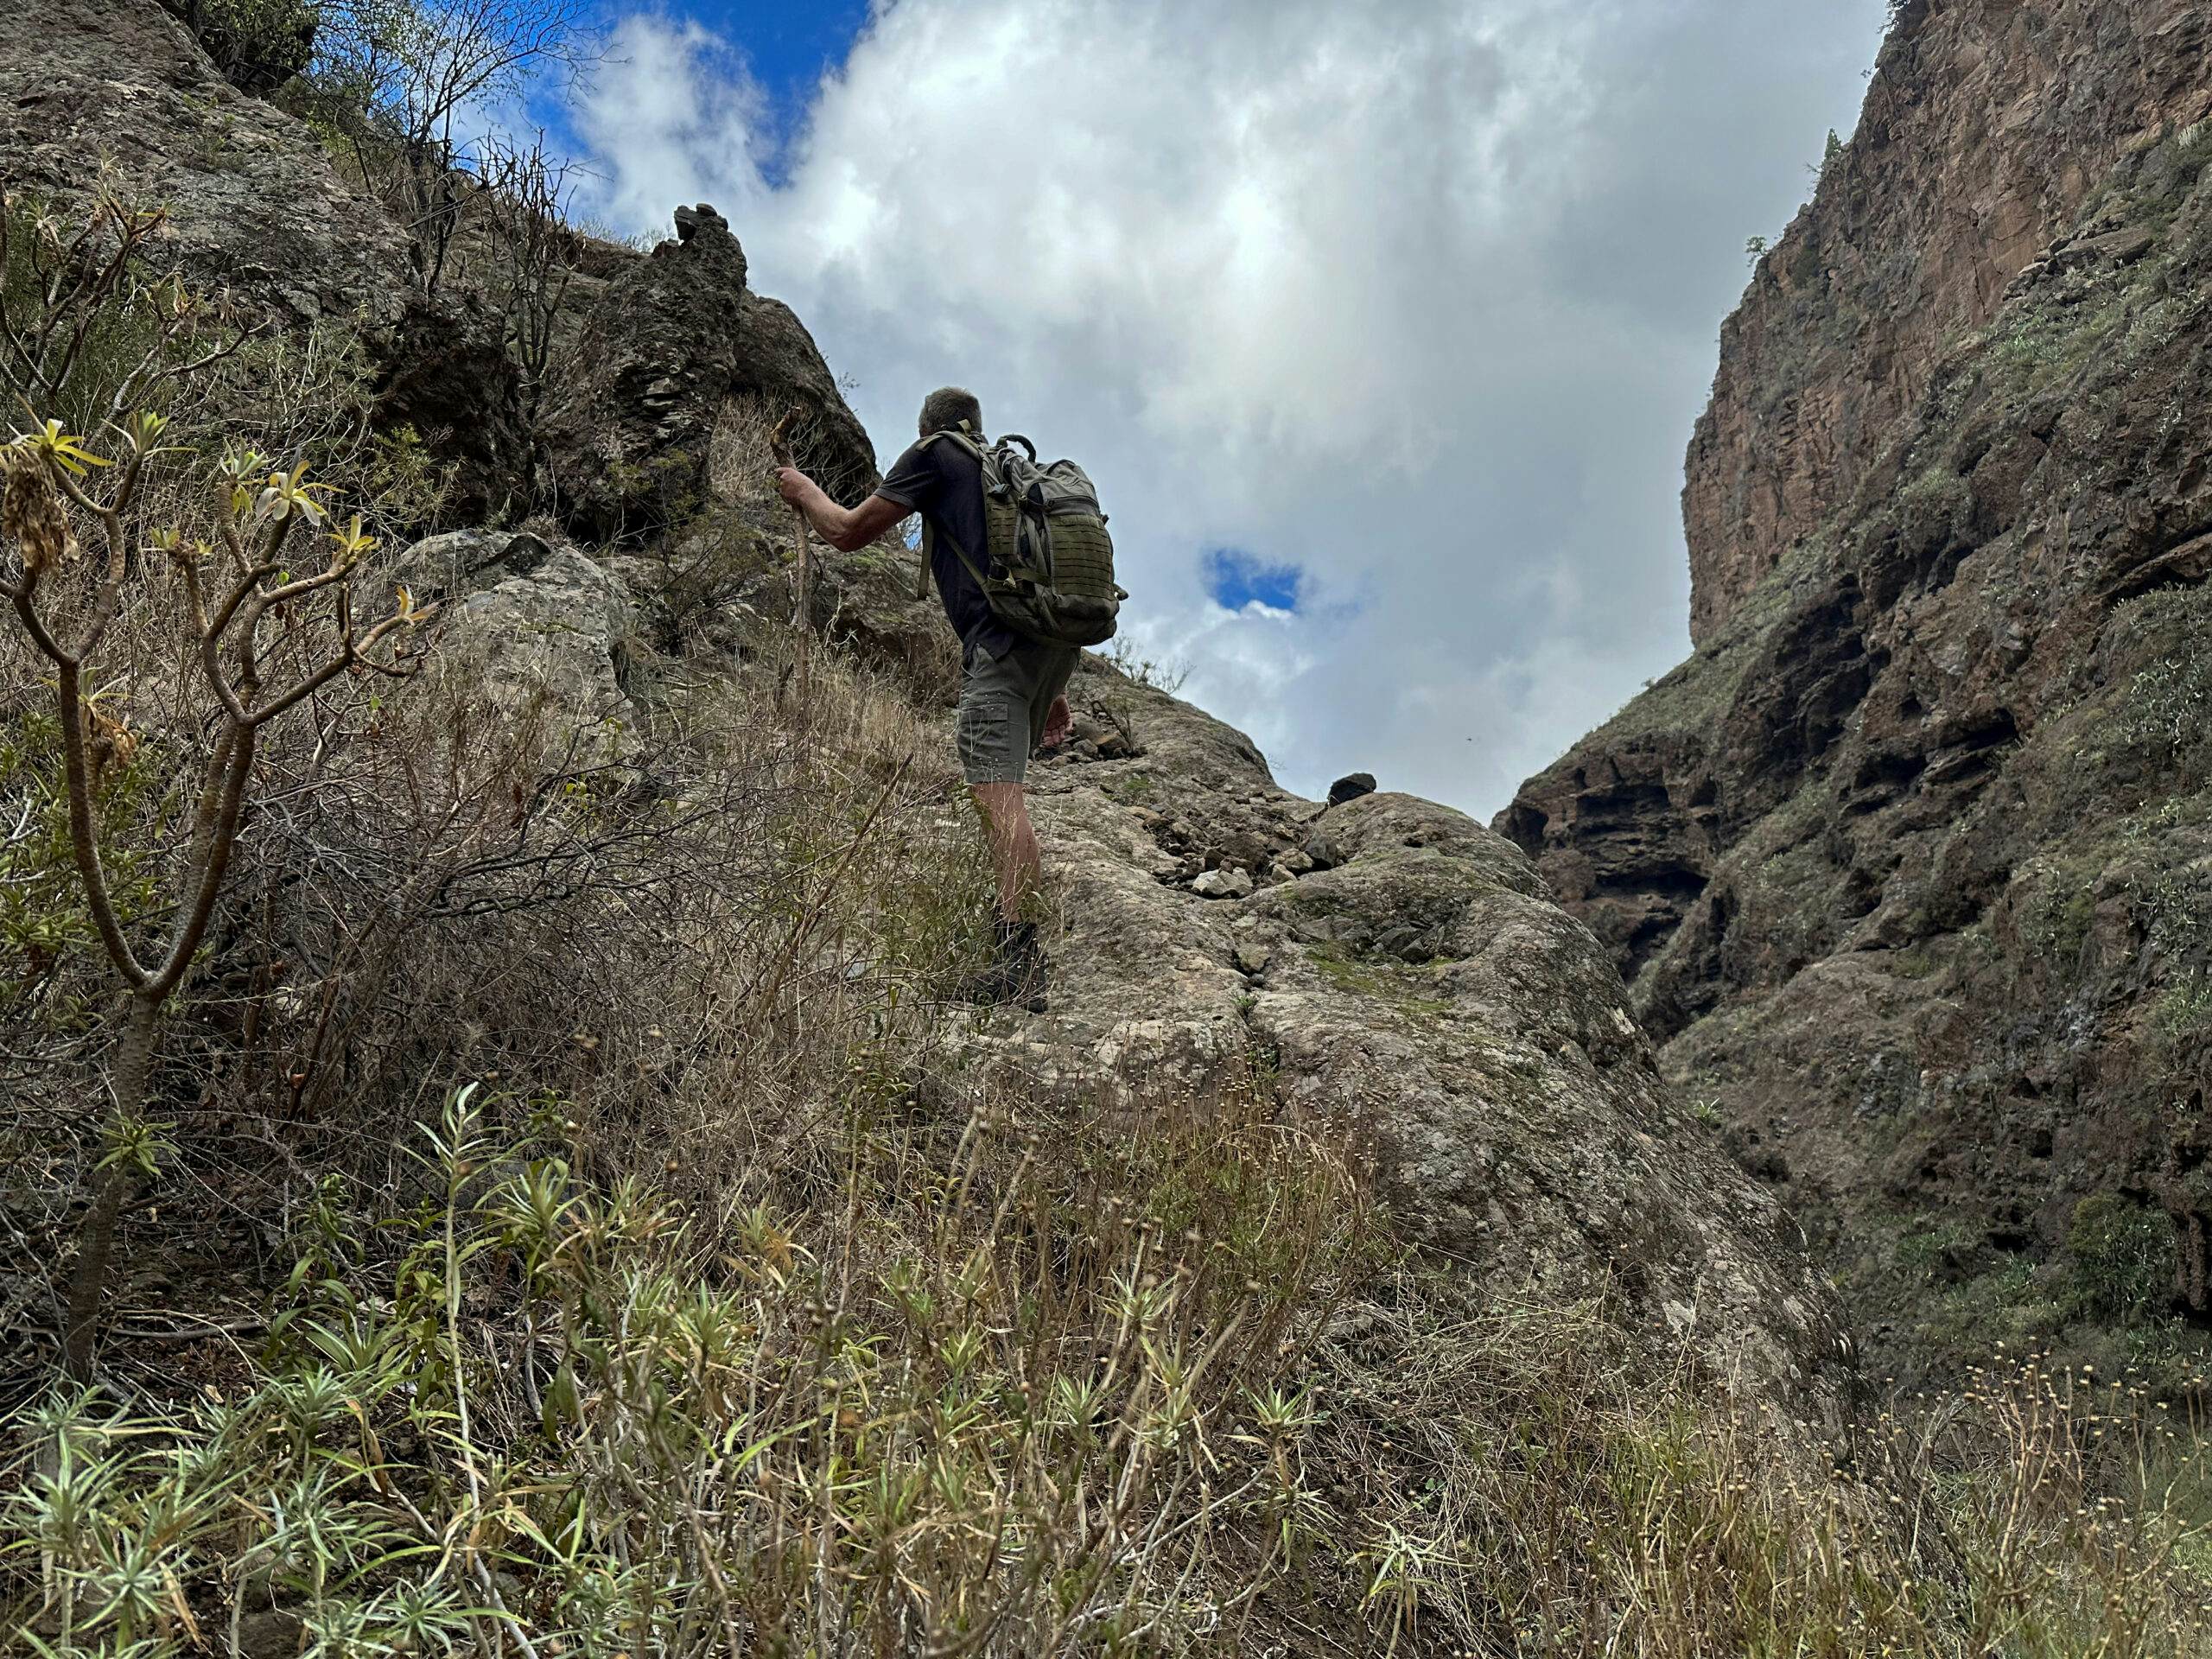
top-left (2, 450), bottom-right (77, 577)
top-left (84, 701), bottom-right (138, 787)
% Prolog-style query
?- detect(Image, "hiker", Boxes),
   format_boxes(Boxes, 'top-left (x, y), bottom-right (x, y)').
top-left (776, 386), bottom-right (1117, 1007)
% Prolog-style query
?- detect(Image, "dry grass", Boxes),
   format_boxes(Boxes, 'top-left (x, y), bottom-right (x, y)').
top-left (4, 1050), bottom-right (1382, 1654)
top-left (1288, 1301), bottom-right (2212, 1656)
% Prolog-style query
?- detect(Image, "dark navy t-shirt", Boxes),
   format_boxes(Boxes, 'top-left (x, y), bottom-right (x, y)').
top-left (874, 437), bottom-right (1017, 660)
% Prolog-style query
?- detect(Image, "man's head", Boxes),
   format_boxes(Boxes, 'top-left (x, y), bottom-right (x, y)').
top-left (918, 386), bottom-right (982, 439)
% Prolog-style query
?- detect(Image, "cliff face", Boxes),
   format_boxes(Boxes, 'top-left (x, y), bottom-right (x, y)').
top-left (1508, 1), bottom-right (2212, 1376)
top-left (1685, 0), bottom-right (2212, 645)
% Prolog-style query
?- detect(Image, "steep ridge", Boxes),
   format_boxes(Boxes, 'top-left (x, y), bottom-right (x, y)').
top-left (24, 3), bottom-right (2212, 1646)
top-left (1507, 0), bottom-right (2212, 1378)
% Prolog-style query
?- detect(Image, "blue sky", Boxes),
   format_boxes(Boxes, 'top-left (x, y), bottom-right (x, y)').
top-left (643, 1), bottom-right (865, 170)
top-left (550, 0), bottom-right (1891, 814)
top-left (521, 3), bottom-right (868, 182)
top-left (1205, 549), bottom-right (1302, 614)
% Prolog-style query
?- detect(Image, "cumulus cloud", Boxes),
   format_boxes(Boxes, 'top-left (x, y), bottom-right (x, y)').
top-left (563, 0), bottom-right (1886, 812)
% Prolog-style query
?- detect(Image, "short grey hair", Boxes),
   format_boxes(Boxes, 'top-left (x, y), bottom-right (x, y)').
top-left (918, 386), bottom-right (982, 438)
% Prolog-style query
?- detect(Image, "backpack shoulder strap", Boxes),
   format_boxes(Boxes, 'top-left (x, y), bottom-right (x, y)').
top-left (909, 424), bottom-right (1002, 594)
top-left (906, 428), bottom-right (978, 598)
top-left (918, 423), bottom-right (989, 465)
top-left (930, 513), bottom-right (998, 596)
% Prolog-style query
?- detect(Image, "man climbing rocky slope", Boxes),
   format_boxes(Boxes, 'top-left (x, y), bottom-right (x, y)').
top-left (1504, 0), bottom-right (2212, 1381)
top-left (0, 0), bottom-right (1844, 1411)
top-left (15, 1), bottom-right (2212, 1649)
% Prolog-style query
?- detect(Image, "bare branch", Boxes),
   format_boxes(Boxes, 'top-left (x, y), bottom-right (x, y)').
top-left (46, 651), bottom-right (153, 990)
top-left (149, 727), bottom-right (257, 997)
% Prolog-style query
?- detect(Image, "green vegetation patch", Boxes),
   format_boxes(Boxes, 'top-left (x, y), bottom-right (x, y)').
top-left (1304, 940), bottom-right (1454, 1019)
top-left (2066, 1192), bottom-right (2180, 1326)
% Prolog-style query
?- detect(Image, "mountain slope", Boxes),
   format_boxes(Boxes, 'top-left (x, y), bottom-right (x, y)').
top-left (16, 2), bottom-right (2212, 1649)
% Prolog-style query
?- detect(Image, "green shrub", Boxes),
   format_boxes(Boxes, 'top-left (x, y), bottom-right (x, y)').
top-left (1, 198), bottom-right (180, 433)
top-left (2067, 1192), bottom-right (2177, 1324)
top-left (168, 0), bottom-right (317, 94)
top-left (2, 1075), bottom-right (1382, 1654)
top-left (2123, 653), bottom-right (2212, 760)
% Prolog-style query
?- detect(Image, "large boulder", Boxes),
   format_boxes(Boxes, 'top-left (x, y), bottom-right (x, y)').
top-left (392, 528), bottom-right (639, 765)
top-left (954, 659), bottom-right (1847, 1419)
top-left (539, 204), bottom-right (750, 542)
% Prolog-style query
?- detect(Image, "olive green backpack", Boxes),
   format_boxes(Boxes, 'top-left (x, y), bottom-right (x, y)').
top-left (912, 424), bottom-right (1125, 649)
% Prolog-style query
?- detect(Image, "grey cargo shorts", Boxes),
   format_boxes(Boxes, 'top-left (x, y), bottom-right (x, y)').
top-left (957, 637), bottom-right (1078, 785)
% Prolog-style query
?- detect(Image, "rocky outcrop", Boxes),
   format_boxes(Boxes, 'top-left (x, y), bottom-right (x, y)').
top-left (0, 0), bottom-right (410, 330)
top-left (734, 290), bottom-right (880, 504)
top-left (542, 212), bottom-right (881, 543)
top-left (393, 492), bottom-right (1848, 1416)
top-left (393, 527), bottom-right (639, 764)
top-left (1685, 0), bottom-right (2212, 645)
top-left (1508, 3), bottom-right (2212, 1379)
top-left (983, 667), bottom-right (1845, 1413)
top-left (540, 203), bottom-right (753, 542)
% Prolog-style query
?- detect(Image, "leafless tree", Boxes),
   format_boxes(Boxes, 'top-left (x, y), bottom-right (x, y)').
top-left (0, 187), bottom-right (256, 429)
top-left (1, 191), bottom-right (433, 1372)
top-left (309, 0), bottom-right (597, 292)
top-left (475, 130), bottom-right (583, 432)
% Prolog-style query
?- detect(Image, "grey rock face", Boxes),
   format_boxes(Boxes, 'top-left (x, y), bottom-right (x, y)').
top-left (394, 529), bottom-right (639, 765)
top-left (957, 661), bottom-right (1847, 1418)
top-left (540, 204), bottom-right (751, 542)
top-left (0, 0), bottom-right (411, 331)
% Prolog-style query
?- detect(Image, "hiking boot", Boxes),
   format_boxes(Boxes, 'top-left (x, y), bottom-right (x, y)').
top-left (952, 920), bottom-right (1049, 1012)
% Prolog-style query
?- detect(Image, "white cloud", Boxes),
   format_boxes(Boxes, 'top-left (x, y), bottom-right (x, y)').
top-left (563, 0), bottom-right (1888, 813)
top-left (569, 16), bottom-right (773, 230)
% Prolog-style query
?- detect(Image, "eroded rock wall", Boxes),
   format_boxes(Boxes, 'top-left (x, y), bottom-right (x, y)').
top-left (9, 0), bottom-right (1852, 1427)
top-left (1508, 0), bottom-right (2212, 1378)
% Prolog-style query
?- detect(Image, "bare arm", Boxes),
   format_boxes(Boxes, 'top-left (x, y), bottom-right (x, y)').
top-left (776, 468), bottom-right (909, 553)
